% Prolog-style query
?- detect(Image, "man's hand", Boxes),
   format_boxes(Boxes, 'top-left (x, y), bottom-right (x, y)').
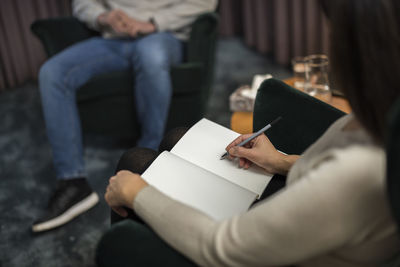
top-left (97, 10), bottom-right (131, 34)
top-left (226, 134), bottom-right (299, 175)
top-left (127, 20), bottom-right (156, 37)
top-left (105, 170), bottom-right (149, 217)
top-left (97, 10), bottom-right (156, 37)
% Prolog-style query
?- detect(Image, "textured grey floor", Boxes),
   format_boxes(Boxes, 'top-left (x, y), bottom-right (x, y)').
top-left (0, 38), bottom-right (290, 267)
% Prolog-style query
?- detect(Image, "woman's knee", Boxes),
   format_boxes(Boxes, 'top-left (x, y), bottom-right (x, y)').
top-left (116, 147), bottom-right (159, 174)
top-left (115, 126), bottom-right (189, 174)
top-left (159, 127), bottom-right (189, 152)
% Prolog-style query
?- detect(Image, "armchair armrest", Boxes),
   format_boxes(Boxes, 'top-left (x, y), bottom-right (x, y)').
top-left (31, 17), bottom-right (99, 57)
top-left (187, 13), bottom-right (218, 63)
top-left (170, 62), bottom-right (203, 95)
top-left (186, 12), bottom-right (219, 103)
top-left (253, 79), bottom-right (345, 155)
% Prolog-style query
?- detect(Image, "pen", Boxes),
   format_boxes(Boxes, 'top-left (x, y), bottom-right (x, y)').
top-left (220, 116), bottom-right (282, 160)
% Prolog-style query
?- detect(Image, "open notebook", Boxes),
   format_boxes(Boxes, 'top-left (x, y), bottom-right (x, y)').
top-left (142, 119), bottom-right (273, 220)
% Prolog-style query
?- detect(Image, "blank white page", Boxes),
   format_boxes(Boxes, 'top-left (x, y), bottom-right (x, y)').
top-left (171, 119), bottom-right (273, 196)
top-left (142, 151), bottom-right (257, 220)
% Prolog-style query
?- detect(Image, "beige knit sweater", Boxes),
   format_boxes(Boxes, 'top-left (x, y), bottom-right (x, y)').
top-left (72, 0), bottom-right (217, 40)
top-left (134, 115), bottom-right (400, 266)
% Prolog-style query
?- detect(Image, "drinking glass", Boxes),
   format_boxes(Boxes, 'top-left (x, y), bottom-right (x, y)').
top-left (291, 57), bottom-right (307, 90)
top-left (304, 54), bottom-right (331, 103)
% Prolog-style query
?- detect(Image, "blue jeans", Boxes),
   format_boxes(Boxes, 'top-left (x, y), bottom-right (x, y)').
top-left (39, 33), bottom-right (183, 179)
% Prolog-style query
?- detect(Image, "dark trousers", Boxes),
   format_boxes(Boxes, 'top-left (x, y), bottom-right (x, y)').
top-left (96, 128), bottom-right (197, 267)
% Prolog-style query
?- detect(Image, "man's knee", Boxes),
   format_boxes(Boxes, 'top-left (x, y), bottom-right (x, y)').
top-left (132, 33), bottom-right (181, 72)
top-left (135, 46), bottom-right (169, 72)
top-left (38, 57), bottom-right (64, 89)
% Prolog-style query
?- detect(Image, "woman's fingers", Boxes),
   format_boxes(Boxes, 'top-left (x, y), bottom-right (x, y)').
top-left (226, 134), bottom-right (254, 160)
top-left (239, 157), bottom-right (245, 168)
top-left (112, 206), bottom-right (128, 217)
top-left (226, 134), bottom-right (253, 150)
top-left (229, 145), bottom-right (256, 161)
top-left (243, 159), bottom-right (252, 169)
top-left (105, 185), bottom-right (128, 218)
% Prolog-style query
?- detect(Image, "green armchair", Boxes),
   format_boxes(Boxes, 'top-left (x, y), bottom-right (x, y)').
top-left (31, 13), bottom-right (219, 141)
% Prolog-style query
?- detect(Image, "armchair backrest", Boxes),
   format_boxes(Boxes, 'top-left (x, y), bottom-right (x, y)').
top-left (253, 79), bottom-right (345, 155)
top-left (31, 17), bottom-right (98, 57)
top-left (31, 12), bottom-right (219, 65)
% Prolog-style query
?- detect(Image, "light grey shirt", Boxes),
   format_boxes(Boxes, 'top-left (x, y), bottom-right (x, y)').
top-left (72, 0), bottom-right (217, 40)
top-left (134, 115), bottom-right (400, 266)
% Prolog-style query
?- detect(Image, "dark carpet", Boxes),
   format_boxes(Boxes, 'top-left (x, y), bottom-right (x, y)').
top-left (0, 38), bottom-right (290, 267)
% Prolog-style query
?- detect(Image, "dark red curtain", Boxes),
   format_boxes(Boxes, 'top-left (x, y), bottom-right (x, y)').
top-left (0, 0), bottom-right (71, 92)
top-left (219, 0), bottom-right (329, 66)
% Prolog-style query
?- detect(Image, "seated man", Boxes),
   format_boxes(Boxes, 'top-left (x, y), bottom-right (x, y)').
top-left (32, 0), bottom-right (217, 233)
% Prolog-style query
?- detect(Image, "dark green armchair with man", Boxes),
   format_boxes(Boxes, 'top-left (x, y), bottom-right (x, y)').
top-left (29, 0), bottom-right (219, 234)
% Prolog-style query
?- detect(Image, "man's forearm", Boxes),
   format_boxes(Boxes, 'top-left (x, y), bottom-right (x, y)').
top-left (72, 0), bottom-right (108, 30)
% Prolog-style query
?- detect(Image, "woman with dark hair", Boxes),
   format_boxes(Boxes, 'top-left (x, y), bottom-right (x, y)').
top-left (100, 0), bottom-right (400, 266)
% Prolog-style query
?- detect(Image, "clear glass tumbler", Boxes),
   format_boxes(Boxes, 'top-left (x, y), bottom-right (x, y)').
top-left (304, 54), bottom-right (331, 103)
top-left (291, 56), bottom-right (307, 90)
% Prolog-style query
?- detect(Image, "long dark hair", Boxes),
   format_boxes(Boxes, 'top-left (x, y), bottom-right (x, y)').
top-left (320, 0), bottom-right (400, 143)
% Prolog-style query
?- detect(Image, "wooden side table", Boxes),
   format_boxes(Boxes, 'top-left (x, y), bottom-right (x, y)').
top-left (230, 78), bottom-right (351, 134)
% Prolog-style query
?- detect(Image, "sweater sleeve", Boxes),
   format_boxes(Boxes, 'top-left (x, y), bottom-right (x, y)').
top-left (134, 146), bottom-right (387, 266)
top-left (72, 0), bottom-right (108, 31)
top-left (151, 0), bottom-right (217, 32)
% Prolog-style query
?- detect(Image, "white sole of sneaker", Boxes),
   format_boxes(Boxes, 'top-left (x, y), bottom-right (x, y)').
top-left (32, 192), bottom-right (100, 232)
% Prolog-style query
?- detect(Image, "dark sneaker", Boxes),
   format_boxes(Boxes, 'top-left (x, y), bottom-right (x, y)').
top-left (32, 178), bottom-right (99, 232)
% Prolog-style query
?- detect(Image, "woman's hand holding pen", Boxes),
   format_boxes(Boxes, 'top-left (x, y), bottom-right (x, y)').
top-left (105, 170), bottom-right (148, 217)
top-left (226, 134), bottom-right (299, 175)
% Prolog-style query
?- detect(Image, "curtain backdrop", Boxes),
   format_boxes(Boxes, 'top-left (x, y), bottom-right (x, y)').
top-left (0, 0), bottom-right (71, 92)
top-left (219, 0), bottom-right (329, 66)
top-left (0, 0), bottom-right (327, 91)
